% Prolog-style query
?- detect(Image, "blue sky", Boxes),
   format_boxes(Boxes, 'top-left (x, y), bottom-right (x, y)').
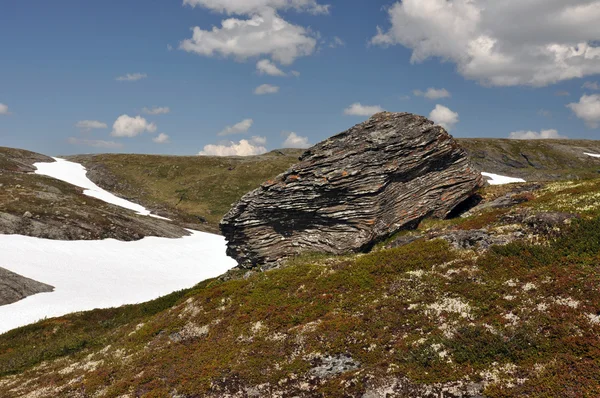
top-left (1, 0), bottom-right (599, 156)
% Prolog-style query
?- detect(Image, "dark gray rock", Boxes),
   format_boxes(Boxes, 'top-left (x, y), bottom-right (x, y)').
top-left (310, 354), bottom-right (360, 378)
top-left (221, 112), bottom-right (483, 268)
top-left (385, 234), bottom-right (423, 249)
top-left (0, 267), bottom-right (54, 306)
top-left (438, 229), bottom-right (519, 250)
top-left (523, 212), bottom-right (577, 234)
top-left (362, 377), bottom-right (484, 398)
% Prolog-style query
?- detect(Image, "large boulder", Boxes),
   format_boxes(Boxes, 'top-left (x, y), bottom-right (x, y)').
top-left (221, 112), bottom-right (483, 268)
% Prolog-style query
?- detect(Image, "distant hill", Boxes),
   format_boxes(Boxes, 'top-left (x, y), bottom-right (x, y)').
top-left (458, 138), bottom-right (600, 181)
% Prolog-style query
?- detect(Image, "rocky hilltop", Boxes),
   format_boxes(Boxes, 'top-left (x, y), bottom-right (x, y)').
top-left (221, 112), bottom-right (483, 268)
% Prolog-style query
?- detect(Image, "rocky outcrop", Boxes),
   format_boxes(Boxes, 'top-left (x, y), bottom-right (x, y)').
top-left (0, 267), bottom-right (54, 306)
top-left (0, 146), bottom-right (53, 174)
top-left (221, 112), bottom-right (484, 268)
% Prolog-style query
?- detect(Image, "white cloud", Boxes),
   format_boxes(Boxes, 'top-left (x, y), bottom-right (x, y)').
top-left (142, 106), bottom-right (171, 115)
top-left (250, 136), bottom-right (267, 145)
top-left (291, 70), bottom-right (301, 77)
top-left (75, 120), bottom-right (107, 131)
top-left (218, 118), bottom-right (254, 136)
top-left (556, 91), bottom-right (571, 96)
top-left (344, 103), bottom-right (385, 116)
top-left (282, 132), bottom-right (311, 148)
top-left (152, 133), bottom-right (171, 144)
top-left (257, 59), bottom-right (286, 76)
top-left (182, 0), bottom-right (330, 15)
top-left (371, 0), bottom-right (600, 87)
top-left (179, 9), bottom-right (317, 65)
top-left (537, 109), bottom-right (552, 118)
top-left (329, 36), bottom-right (345, 48)
top-left (413, 88), bottom-right (451, 100)
top-left (111, 115), bottom-right (157, 137)
top-left (254, 84), bottom-right (280, 95)
top-left (199, 138), bottom-right (268, 156)
top-left (0, 103), bottom-right (11, 115)
top-left (116, 73), bottom-right (148, 82)
top-left (509, 129), bottom-right (565, 139)
top-left (583, 81), bottom-right (600, 90)
top-left (67, 137), bottom-right (124, 149)
top-left (429, 104), bottom-right (459, 130)
top-left (567, 94), bottom-right (600, 128)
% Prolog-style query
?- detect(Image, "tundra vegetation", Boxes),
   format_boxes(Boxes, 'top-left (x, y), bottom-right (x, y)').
top-left (2, 176), bottom-right (600, 396)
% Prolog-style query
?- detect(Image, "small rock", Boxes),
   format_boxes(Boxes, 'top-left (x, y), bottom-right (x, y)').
top-left (22, 211), bottom-right (33, 218)
top-left (310, 354), bottom-right (360, 378)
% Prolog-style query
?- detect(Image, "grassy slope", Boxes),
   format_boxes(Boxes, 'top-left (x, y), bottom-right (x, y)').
top-left (68, 150), bottom-right (304, 232)
top-left (3, 179), bottom-right (600, 396)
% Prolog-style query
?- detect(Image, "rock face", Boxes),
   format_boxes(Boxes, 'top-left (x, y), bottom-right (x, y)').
top-left (0, 267), bottom-right (54, 306)
top-left (221, 112), bottom-right (483, 268)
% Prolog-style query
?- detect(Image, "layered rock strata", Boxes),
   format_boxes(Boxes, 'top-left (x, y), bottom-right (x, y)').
top-left (221, 112), bottom-right (483, 267)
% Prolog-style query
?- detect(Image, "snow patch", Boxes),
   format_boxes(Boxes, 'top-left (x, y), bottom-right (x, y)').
top-left (584, 152), bottom-right (600, 158)
top-left (34, 158), bottom-right (170, 220)
top-left (0, 231), bottom-right (237, 334)
top-left (481, 172), bottom-right (526, 186)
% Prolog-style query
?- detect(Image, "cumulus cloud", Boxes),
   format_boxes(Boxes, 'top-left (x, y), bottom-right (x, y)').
top-left (371, 0), bottom-right (600, 87)
top-left (344, 103), bottom-right (385, 116)
top-left (153, 133), bottom-right (171, 144)
top-left (199, 137), bottom-right (268, 157)
top-left (111, 115), bottom-right (157, 137)
top-left (116, 73), bottom-right (147, 82)
top-left (142, 106), bottom-right (171, 115)
top-left (254, 84), bottom-right (280, 95)
top-left (291, 70), bottom-right (301, 77)
top-left (75, 120), bottom-right (107, 131)
top-left (509, 129), bottom-right (565, 139)
top-left (67, 137), bottom-right (124, 149)
top-left (179, 9), bottom-right (317, 65)
top-left (218, 118), bottom-right (254, 136)
top-left (429, 104), bottom-right (459, 130)
top-left (413, 88), bottom-right (451, 100)
top-left (0, 103), bottom-right (10, 115)
top-left (257, 59), bottom-right (286, 76)
top-left (567, 94), bottom-right (600, 128)
top-left (583, 81), bottom-right (600, 90)
top-left (282, 132), bottom-right (311, 148)
top-left (182, 0), bottom-right (330, 15)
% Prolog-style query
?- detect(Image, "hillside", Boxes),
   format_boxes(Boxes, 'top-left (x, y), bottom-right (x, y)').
top-left (3, 177), bottom-right (600, 396)
top-left (3, 139), bottom-right (600, 396)
top-left (68, 149), bottom-right (304, 233)
top-left (66, 140), bottom-right (600, 233)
